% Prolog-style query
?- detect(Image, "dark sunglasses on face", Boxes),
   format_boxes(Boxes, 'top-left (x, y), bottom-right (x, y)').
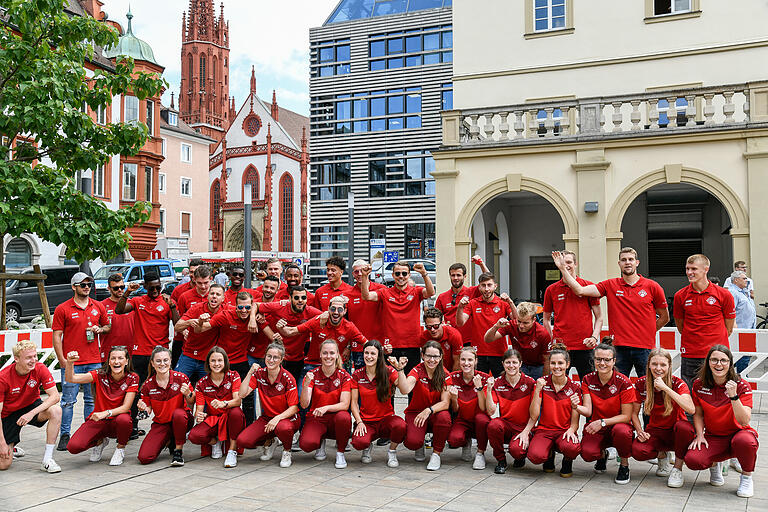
top-left (111, 285), bottom-right (125, 291)
top-left (232, 272), bottom-right (245, 278)
top-left (77, 282), bottom-right (92, 288)
top-left (329, 306), bottom-right (344, 312)
top-left (236, 305), bottom-right (252, 310)
top-left (393, 271), bottom-right (409, 277)
top-left (425, 324), bottom-right (441, 330)
top-left (147, 285), bottom-right (162, 292)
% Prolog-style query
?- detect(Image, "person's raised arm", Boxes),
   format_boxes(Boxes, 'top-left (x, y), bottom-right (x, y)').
top-left (448, 385), bottom-right (459, 413)
top-left (299, 372), bottom-right (314, 409)
top-left (588, 303), bottom-right (603, 349)
top-left (657, 378), bottom-right (695, 415)
top-left (484, 377), bottom-right (497, 416)
top-left (389, 356), bottom-right (416, 394)
top-left (361, 264), bottom-right (378, 302)
top-left (575, 392), bottom-right (592, 418)
top-left (275, 317), bottom-right (301, 338)
top-left (64, 352), bottom-right (95, 385)
top-left (500, 293), bottom-right (518, 321)
top-left (529, 377), bottom-right (544, 422)
top-left (726, 380), bottom-right (752, 427)
top-left (414, 263), bottom-right (434, 299)
top-left (472, 255), bottom-right (490, 275)
top-left (474, 374), bottom-right (487, 412)
top-left (551, 251), bottom-right (600, 297)
top-left (238, 362), bottom-right (259, 399)
top-left (484, 317), bottom-right (509, 344)
top-left (455, 296), bottom-right (470, 327)
top-left (174, 313), bottom-right (201, 333)
top-left (115, 283), bottom-right (138, 314)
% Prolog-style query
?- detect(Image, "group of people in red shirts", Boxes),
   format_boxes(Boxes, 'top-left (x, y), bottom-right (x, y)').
top-left (0, 250), bottom-right (757, 498)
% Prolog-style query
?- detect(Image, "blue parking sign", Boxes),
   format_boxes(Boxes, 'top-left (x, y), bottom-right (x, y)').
top-left (383, 251), bottom-right (399, 263)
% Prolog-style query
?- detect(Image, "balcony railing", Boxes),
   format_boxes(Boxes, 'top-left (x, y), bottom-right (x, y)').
top-left (442, 83), bottom-right (768, 148)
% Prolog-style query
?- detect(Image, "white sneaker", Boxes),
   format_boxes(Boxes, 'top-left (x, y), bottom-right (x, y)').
top-left (647, 458), bottom-right (659, 464)
top-left (260, 441), bottom-right (276, 461)
top-left (656, 457), bottom-right (672, 477)
top-left (473, 452), bottom-right (486, 470)
top-left (109, 448), bottom-right (125, 466)
top-left (361, 443), bottom-right (373, 464)
top-left (426, 452), bottom-right (441, 471)
top-left (730, 457), bottom-right (743, 474)
top-left (224, 450), bottom-right (238, 468)
top-left (41, 459), bottom-right (61, 473)
top-left (291, 431), bottom-right (301, 452)
top-left (279, 450), bottom-right (292, 468)
top-left (315, 439), bottom-right (327, 461)
top-left (461, 441), bottom-right (472, 462)
top-left (335, 451), bottom-right (347, 469)
top-left (89, 438), bottom-right (109, 462)
top-left (414, 445), bottom-right (426, 462)
top-left (737, 474), bottom-right (753, 498)
top-left (387, 449), bottom-right (399, 468)
top-left (709, 462), bottom-right (725, 486)
top-left (12, 446), bottom-right (25, 458)
top-left (211, 441), bottom-right (223, 460)
top-left (607, 447), bottom-right (618, 462)
top-left (667, 467), bottom-right (684, 488)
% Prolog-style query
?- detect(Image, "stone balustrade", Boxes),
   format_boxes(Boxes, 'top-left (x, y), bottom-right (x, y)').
top-left (442, 83), bottom-right (768, 147)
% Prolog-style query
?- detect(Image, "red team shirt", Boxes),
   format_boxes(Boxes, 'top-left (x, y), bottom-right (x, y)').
top-left (491, 374), bottom-right (536, 427)
top-left (313, 282), bottom-right (354, 311)
top-left (634, 375), bottom-right (689, 429)
top-left (462, 296), bottom-right (512, 357)
top-left (449, 370), bottom-right (489, 421)
top-left (595, 276), bottom-right (667, 349)
top-left (52, 298), bottom-right (109, 364)
top-left (537, 374), bottom-right (580, 431)
top-left (435, 285), bottom-right (481, 343)
top-left (209, 309), bottom-right (252, 364)
top-left (296, 317), bottom-right (367, 365)
top-left (224, 287), bottom-right (257, 307)
top-left (88, 370), bottom-right (139, 414)
top-left (258, 302), bottom-right (321, 361)
top-left (174, 287), bottom-right (207, 346)
top-left (306, 367), bottom-right (352, 413)
top-left (404, 363), bottom-right (450, 415)
top-left (691, 378), bottom-right (756, 437)
top-left (140, 370), bottom-right (191, 424)
top-left (0, 363), bottom-right (56, 417)
top-left (419, 325), bottom-right (463, 370)
top-left (275, 287), bottom-right (314, 304)
top-left (376, 285), bottom-right (425, 349)
top-left (543, 278), bottom-right (600, 351)
top-left (581, 371), bottom-right (635, 422)
top-left (194, 371), bottom-right (241, 416)
top-left (100, 297), bottom-right (135, 360)
top-left (247, 367), bottom-right (298, 418)
top-left (180, 302), bottom-right (223, 360)
top-left (673, 283), bottom-right (736, 358)
top-left (249, 294), bottom-right (279, 359)
top-left (128, 295), bottom-right (174, 356)
top-left (351, 366), bottom-right (398, 422)
top-left (346, 283), bottom-right (384, 347)
top-left (498, 320), bottom-right (552, 366)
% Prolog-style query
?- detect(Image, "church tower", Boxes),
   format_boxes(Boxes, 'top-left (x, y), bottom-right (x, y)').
top-left (180, 0), bottom-right (231, 143)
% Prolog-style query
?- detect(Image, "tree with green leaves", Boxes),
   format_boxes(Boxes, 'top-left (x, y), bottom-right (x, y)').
top-left (0, 0), bottom-right (167, 263)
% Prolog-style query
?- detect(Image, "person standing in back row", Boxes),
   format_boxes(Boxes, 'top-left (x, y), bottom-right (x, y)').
top-left (434, 256), bottom-right (490, 344)
top-left (314, 256), bottom-right (353, 311)
top-left (170, 259), bottom-right (203, 368)
top-left (552, 248), bottom-right (668, 378)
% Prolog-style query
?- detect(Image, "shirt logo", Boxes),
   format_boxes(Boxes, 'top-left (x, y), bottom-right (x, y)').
top-left (120, 382), bottom-right (128, 391)
top-left (156, 305), bottom-right (164, 312)
top-left (706, 296), bottom-right (717, 305)
top-left (530, 341), bottom-right (537, 348)
top-left (171, 382), bottom-right (180, 391)
top-left (609, 384), bottom-right (617, 394)
top-left (91, 309), bottom-right (98, 316)
top-left (520, 384), bottom-right (527, 392)
top-left (615, 291), bottom-right (624, 297)
top-left (638, 290), bottom-right (647, 298)
top-left (28, 379), bottom-right (38, 388)
top-left (564, 388), bottom-right (573, 396)
top-left (275, 382), bottom-right (284, 391)
top-left (333, 378), bottom-right (341, 387)
top-left (493, 307), bottom-right (500, 313)
top-left (407, 295), bottom-right (414, 301)
top-left (338, 335), bottom-right (346, 342)
top-left (224, 381), bottom-right (232, 389)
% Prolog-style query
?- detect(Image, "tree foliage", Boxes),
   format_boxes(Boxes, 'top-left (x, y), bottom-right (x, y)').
top-left (0, 0), bottom-right (167, 262)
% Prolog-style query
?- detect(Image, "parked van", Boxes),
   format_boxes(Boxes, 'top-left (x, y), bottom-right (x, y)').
top-left (92, 259), bottom-right (176, 300)
top-left (3, 265), bottom-right (82, 322)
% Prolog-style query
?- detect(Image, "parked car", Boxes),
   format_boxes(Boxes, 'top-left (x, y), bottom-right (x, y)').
top-left (3, 265), bottom-right (82, 322)
top-left (379, 259), bottom-right (437, 288)
top-left (92, 259), bottom-right (176, 300)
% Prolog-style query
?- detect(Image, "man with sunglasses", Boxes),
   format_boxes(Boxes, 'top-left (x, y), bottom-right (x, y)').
top-left (313, 257), bottom-right (353, 311)
top-left (420, 307), bottom-right (462, 371)
top-left (174, 284), bottom-right (227, 385)
top-left (435, 256), bottom-right (489, 345)
top-left (275, 263), bottom-right (315, 304)
top-left (100, 273), bottom-right (135, 362)
top-left (171, 259), bottom-right (203, 367)
top-left (174, 265), bottom-right (213, 368)
top-left (224, 266), bottom-right (255, 307)
top-left (52, 272), bottom-right (110, 451)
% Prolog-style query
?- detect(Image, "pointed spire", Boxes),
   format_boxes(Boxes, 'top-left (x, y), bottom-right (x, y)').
top-left (126, 6), bottom-right (134, 35)
top-left (271, 90), bottom-right (279, 122)
top-left (250, 65), bottom-right (257, 95)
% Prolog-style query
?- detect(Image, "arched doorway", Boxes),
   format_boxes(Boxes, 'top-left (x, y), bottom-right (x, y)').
top-left (225, 221), bottom-right (261, 253)
top-left (619, 183), bottom-right (733, 295)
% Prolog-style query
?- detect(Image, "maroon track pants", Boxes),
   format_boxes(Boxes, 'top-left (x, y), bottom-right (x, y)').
top-left (236, 415), bottom-right (299, 450)
top-left (351, 415), bottom-right (406, 450)
top-left (528, 428), bottom-right (581, 464)
top-left (631, 421), bottom-right (695, 461)
top-left (447, 413), bottom-right (491, 451)
top-left (299, 411), bottom-right (352, 453)
top-left (581, 423), bottom-right (633, 461)
top-left (67, 413), bottom-right (133, 454)
top-left (188, 408), bottom-right (246, 446)
top-left (403, 410), bottom-right (451, 452)
top-left (487, 417), bottom-right (530, 461)
top-left (685, 430), bottom-right (759, 473)
top-left (137, 409), bottom-right (193, 464)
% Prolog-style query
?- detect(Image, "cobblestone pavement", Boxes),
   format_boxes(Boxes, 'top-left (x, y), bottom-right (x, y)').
top-left (2, 394), bottom-right (766, 512)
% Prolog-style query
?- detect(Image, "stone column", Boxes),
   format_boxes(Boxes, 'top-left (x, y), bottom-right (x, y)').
top-left (572, 149), bottom-right (611, 285)
top-left (744, 136), bottom-right (768, 306)
top-left (432, 164), bottom-right (462, 295)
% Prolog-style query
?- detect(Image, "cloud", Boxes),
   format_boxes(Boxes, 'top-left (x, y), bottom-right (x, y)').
top-left (104, 0), bottom-right (339, 115)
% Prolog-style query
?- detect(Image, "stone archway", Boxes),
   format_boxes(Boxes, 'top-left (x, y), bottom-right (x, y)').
top-left (224, 221), bottom-right (261, 253)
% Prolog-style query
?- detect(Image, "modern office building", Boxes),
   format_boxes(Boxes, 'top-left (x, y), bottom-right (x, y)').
top-left (308, 0), bottom-right (453, 286)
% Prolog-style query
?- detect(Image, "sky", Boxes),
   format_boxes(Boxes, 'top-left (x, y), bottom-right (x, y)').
top-left (106, 0), bottom-right (340, 116)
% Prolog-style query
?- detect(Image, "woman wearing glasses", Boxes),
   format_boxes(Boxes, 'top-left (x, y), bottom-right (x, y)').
top-left (485, 348), bottom-right (536, 474)
top-left (64, 346), bottom-right (138, 466)
top-left (575, 338), bottom-right (634, 484)
top-left (236, 343), bottom-right (300, 468)
top-left (391, 341), bottom-right (451, 471)
top-left (298, 339), bottom-right (352, 469)
top-left (447, 346), bottom-right (491, 470)
top-left (188, 347), bottom-right (245, 468)
top-left (684, 345), bottom-right (757, 498)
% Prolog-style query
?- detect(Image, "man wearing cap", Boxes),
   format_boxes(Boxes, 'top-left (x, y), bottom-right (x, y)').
top-left (52, 272), bottom-right (110, 451)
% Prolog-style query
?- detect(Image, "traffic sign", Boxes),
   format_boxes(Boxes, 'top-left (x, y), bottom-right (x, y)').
top-left (383, 251), bottom-right (399, 263)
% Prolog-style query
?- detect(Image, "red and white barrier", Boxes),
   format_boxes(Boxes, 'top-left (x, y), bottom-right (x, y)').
top-left (0, 329), bottom-right (60, 382)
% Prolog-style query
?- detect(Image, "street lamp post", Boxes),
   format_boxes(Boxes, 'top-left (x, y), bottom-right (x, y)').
top-left (243, 182), bottom-right (253, 288)
top-left (347, 190), bottom-right (355, 285)
top-left (80, 169), bottom-right (92, 277)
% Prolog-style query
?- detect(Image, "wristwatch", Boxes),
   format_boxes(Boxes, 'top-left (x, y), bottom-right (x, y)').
top-left (729, 395), bottom-right (739, 401)
top-left (474, 386), bottom-right (484, 392)
top-left (600, 419), bottom-right (606, 428)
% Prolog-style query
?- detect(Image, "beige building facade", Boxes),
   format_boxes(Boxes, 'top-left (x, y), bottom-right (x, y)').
top-left (434, 0), bottom-right (768, 306)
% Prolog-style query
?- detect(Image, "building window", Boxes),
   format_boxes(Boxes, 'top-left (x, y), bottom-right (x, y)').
top-left (368, 26), bottom-right (452, 71)
top-left (311, 38), bottom-right (351, 77)
top-left (311, 156), bottom-right (350, 201)
top-left (93, 163), bottom-right (105, 197)
top-left (180, 177), bottom-right (191, 197)
top-left (181, 212), bottom-right (191, 237)
top-left (279, 173), bottom-right (294, 251)
top-left (144, 166), bottom-right (153, 202)
top-left (200, 55), bottom-right (206, 90)
top-left (124, 96), bottom-right (139, 124)
top-left (158, 172), bottom-right (166, 194)
top-left (96, 105), bottom-right (107, 125)
top-left (211, 180), bottom-right (220, 228)
top-left (158, 208), bottom-right (166, 235)
top-left (534, 0), bottom-right (566, 31)
top-left (243, 165), bottom-right (260, 201)
top-left (405, 223), bottom-right (436, 259)
top-left (313, 88), bottom-right (422, 136)
top-left (368, 151), bottom-right (435, 197)
top-left (5, 237), bottom-right (32, 268)
top-left (654, 0), bottom-right (691, 15)
top-left (441, 83), bottom-right (453, 110)
top-left (168, 112), bottom-right (178, 126)
top-left (181, 143), bottom-right (192, 163)
top-left (146, 100), bottom-right (154, 135)
top-left (161, 138), bottom-right (166, 157)
top-left (122, 163), bottom-right (137, 201)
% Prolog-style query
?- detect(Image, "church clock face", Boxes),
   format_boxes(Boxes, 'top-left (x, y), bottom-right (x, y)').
top-left (243, 114), bottom-right (261, 137)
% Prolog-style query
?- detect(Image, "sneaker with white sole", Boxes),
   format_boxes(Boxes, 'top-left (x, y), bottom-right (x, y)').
top-left (109, 448), bottom-right (125, 466)
top-left (730, 457), bottom-right (743, 474)
top-left (291, 431), bottom-right (301, 452)
top-left (41, 459), bottom-right (61, 473)
top-left (224, 450), bottom-right (238, 468)
top-left (387, 449), bottom-right (399, 468)
top-left (89, 438), bottom-right (109, 462)
top-left (414, 445), bottom-right (425, 462)
top-left (279, 450), bottom-right (292, 468)
top-left (211, 441), bottom-right (223, 460)
top-left (461, 441), bottom-right (472, 462)
top-left (426, 452), bottom-right (441, 471)
top-left (361, 443), bottom-right (373, 464)
top-left (260, 441), bottom-right (276, 461)
top-left (335, 451), bottom-right (347, 469)
top-left (607, 447), bottom-right (619, 463)
top-left (12, 446), bottom-right (25, 459)
top-left (737, 474), bottom-right (753, 498)
top-left (709, 462), bottom-right (725, 486)
top-left (656, 457), bottom-right (672, 477)
top-left (472, 452), bottom-right (486, 470)
top-left (667, 467), bottom-right (684, 488)
top-left (315, 439), bottom-right (327, 461)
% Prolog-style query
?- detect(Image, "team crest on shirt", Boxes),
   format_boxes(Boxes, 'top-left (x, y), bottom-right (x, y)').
top-left (333, 378), bottom-right (341, 387)
top-left (91, 309), bottom-right (98, 316)
top-left (609, 385), bottom-right (617, 394)
top-left (493, 307), bottom-right (500, 313)
top-left (530, 341), bottom-right (537, 348)
top-left (638, 290), bottom-right (647, 298)
top-left (275, 382), bottom-right (284, 391)
top-left (706, 296), bottom-right (717, 305)
top-left (27, 379), bottom-right (38, 387)
top-left (520, 384), bottom-right (527, 392)
top-left (156, 305), bottom-right (164, 312)
top-left (407, 295), bottom-right (414, 301)
top-left (120, 382), bottom-right (128, 391)
top-left (224, 381), bottom-right (232, 389)
top-left (171, 382), bottom-right (180, 391)
top-left (564, 388), bottom-right (573, 396)
top-left (338, 336), bottom-right (346, 343)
